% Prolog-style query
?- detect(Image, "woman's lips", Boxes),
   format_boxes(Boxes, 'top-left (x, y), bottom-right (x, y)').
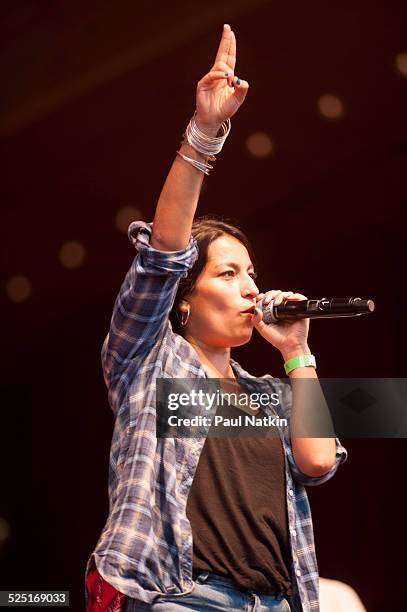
top-left (240, 308), bottom-right (256, 318)
top-left (241, 306), bottom-right (256, 315)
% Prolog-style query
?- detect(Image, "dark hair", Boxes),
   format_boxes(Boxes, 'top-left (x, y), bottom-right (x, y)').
top-left (169, 215), bottom-right (256, 335)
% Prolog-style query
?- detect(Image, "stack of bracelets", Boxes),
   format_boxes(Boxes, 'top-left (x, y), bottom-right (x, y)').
top-left (176, 112), bottom-right (231, 175)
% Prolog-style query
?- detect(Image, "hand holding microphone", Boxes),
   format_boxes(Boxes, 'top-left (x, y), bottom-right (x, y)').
top-left (253, 290), bottom-right (311, 357)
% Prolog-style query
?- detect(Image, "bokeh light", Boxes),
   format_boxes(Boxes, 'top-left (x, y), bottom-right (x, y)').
top-left (317, 94), bottom-right (344, 120)
top-left (0, 517), bottom-right (11, 542)
top-left (395, 52), bottom-right (407, 77)
top-left (5, 275), bottom-right (31, 303)
top-left (115, 207), bottom-right (142, 233)
top-left (59, 241), bottom-right (86, 269)
top-left (246, 132), bottom-right (273, 158)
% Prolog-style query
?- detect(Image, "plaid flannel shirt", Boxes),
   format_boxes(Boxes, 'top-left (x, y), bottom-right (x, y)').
top-left (85, 221), bottom-right (348, 612)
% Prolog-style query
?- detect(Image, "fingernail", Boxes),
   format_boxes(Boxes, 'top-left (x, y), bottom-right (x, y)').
top-left (236, 77), bottom-right (241, 86)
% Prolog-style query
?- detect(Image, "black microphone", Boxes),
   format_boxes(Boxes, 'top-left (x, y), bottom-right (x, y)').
top-left (261, 297), bottom-right (375, 323)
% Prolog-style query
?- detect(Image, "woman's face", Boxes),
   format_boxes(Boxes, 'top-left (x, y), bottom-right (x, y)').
top-left (184, 234), bottom-right (259, 348)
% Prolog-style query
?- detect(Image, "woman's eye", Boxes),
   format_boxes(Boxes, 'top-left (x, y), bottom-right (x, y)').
top-left (220, 270), bottom-right (257, 279)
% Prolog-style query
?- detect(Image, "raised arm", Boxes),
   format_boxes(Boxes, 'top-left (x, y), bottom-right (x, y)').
top-left (102, 25), bottom-right (248, 410)
top-left (150, 24), bottom-right (249, 252)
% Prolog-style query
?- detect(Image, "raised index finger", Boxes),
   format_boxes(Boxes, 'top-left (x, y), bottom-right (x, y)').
top-left (214, 24), bottom-right (232, 65)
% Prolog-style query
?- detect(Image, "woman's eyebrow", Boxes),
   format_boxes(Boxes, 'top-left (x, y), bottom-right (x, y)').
top-left (214, 262), bottom-right (255, 271)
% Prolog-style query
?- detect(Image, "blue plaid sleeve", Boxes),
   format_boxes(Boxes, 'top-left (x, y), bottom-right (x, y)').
top-left (273, 378), bottom-right (348, 486)
top-left (102, 221), bottom-right (198, 409)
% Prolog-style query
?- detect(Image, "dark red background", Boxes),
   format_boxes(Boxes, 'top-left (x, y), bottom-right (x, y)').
top-left (1, 2), bottom-right (406, 610)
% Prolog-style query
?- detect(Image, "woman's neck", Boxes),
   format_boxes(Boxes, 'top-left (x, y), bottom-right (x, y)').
top-left (185, 335), bottom-right (234, 379)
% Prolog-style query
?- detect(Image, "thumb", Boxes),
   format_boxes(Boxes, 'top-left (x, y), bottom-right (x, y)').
top-left (253, 306), bottom-right (265, 328)
top-left (233, 78), bottom-right (249, 106)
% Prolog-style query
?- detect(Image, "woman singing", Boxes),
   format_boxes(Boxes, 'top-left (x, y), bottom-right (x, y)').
top-left (85, 24), bottom-right (347, 612)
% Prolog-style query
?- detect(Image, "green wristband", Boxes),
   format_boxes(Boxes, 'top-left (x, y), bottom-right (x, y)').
top-left (284, 354), bottom-right (316, 375)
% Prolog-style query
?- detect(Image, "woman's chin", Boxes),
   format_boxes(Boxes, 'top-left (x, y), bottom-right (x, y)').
top-left (231, 329), bottom-right (254, 347)
top-left (199, 325), bottom-right (254, 348)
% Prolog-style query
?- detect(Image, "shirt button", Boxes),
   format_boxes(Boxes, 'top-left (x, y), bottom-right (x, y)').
top-left (291, 529), bottom-right (297, 537)
top-left (296, 569), bottom-right (301, 577)
top-left (289, 489), bottom-right (294, 497)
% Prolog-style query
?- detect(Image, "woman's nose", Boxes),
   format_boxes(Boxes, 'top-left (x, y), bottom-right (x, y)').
top-left (243, 279), bottom-right (259, 299)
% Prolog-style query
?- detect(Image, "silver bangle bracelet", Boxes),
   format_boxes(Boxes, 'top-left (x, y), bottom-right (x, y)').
top-left (176, 151), bottom-right (213, 175)
top-left (183, 112), bottom-right (231, 158)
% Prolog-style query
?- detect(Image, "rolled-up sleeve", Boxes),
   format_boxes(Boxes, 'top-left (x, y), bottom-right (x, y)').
top-left (102, 221), bottom-right (198, 409)
top-left (285, 435), bottom-right (348, 486)
top-left (128, 221), bottom-right (198, 276)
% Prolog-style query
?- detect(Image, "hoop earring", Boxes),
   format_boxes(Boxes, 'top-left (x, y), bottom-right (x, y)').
top-left (180, 304), bottom-right (190, 327)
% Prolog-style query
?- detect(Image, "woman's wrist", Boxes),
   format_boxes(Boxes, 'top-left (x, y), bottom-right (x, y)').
top-left (177, 112), bottom-right (231, 174)
top-left (281, 344), bottom-right (311, 363)
top-left (194, 117), bottom-right (222, 138)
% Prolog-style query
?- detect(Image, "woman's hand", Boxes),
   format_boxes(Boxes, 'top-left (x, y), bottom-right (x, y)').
top-left (253, 290), bottom-right (311, 361)
top-left (195, 24), bottom-right (249, 132)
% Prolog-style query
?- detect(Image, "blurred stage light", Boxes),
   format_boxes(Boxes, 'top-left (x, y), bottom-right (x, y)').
top-left (317, 94), bottom-right (344, 120)
top-left (115, 207), bottom-right (142, 233)
top-left (395, 53), bottom-right (407, 77)
top-left (246, 132), bottom-right (273, 158)
top-left (6, 275), bottom-right (31, 303)
top-left (59, 241), bottom-right (86, 269)
top-left (0, 517), bottom-right (10, 542)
